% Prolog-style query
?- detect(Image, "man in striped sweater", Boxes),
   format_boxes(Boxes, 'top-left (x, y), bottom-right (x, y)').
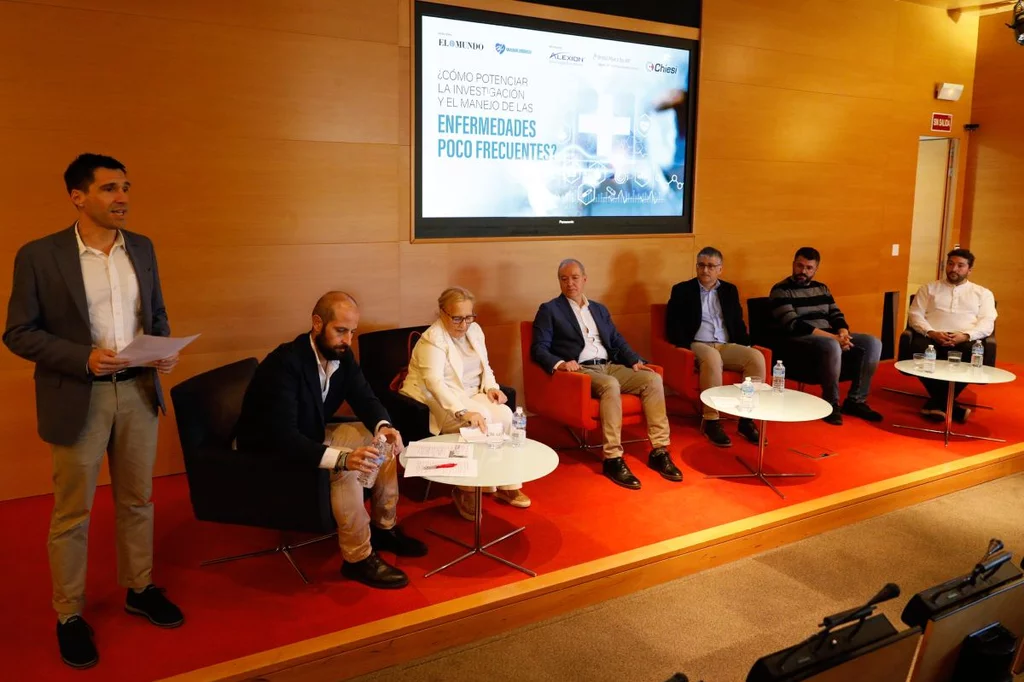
top-left (769, 247), bottom-right (883, 425)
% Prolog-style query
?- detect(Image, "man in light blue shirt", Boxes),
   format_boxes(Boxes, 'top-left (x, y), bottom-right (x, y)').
top-left (666, 247), bottom-right (766, 447)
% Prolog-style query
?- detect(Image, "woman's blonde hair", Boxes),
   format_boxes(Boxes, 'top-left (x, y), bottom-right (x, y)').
top-left (438, 286), bottom-right (475, 313)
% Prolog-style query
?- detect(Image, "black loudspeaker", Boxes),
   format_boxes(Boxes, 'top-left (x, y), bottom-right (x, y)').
top-left (881, 291), bottom-right (897, 361)
top-left (951, 622), bottom-right (1019, 682)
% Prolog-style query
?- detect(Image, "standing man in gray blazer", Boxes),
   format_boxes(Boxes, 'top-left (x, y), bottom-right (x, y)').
top-left (3, 154), bottom-right (183, 670)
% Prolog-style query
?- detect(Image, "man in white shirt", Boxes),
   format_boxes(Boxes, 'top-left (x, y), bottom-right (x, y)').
top-left (531, 259), bottom-right (681, 490)
top-left (4, 154), bottom-right (182, 669)
top-left (908, 248), bottom-right (997, 422)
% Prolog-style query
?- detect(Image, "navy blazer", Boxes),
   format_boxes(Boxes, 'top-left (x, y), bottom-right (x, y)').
top-left (531, 295), bottom-right (643, 374)
top-left (236, 333), bottom-right (390, 469)
top-left (665, 278), bottom-right (751, 349)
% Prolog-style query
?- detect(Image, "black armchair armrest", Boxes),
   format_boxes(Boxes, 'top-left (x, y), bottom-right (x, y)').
top-left (898, 328), bottom-right (914, 361)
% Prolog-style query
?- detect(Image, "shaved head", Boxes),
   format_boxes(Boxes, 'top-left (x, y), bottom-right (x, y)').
top-left (313, 291), bottom-right (358, 324)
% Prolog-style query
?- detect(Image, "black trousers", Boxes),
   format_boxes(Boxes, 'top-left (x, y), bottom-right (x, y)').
top-left (908, 332), bottom-right (974, 403)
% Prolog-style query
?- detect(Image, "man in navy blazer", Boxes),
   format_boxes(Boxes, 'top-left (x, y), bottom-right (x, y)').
top-left (237, 292), bottom-right (427, 589)
top-left (531, 259), bottom-right (681, 490)
top-left (666, 246), bottom-right (765, 447)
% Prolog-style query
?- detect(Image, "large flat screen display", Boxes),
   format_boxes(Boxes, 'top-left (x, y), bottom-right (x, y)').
top-left (415, 2), bottom-right (698, 239)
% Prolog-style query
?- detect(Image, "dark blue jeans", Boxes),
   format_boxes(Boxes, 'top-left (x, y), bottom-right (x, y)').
top-left (785, 333), bottom-right (882, 407)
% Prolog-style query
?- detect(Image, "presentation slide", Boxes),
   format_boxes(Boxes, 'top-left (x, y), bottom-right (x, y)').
top-left (420, 14), bottom-right (691, 220)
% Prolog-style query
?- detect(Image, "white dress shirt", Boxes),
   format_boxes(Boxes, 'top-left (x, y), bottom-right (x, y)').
top-left (312, 335), bottom-right (390, 470)
top-left (76, 225), bottom-right (142, 353)
top-left (908, 279), bottom-right (997, 341)
top-left (561, 296), bottom-right (609, 366)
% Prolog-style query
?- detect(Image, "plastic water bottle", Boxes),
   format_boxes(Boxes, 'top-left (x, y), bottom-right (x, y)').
top-left (739, 376), bottom-right (755, 412)
top-left (358, 435), bottom-right (391, 488)
top-left (924, 345), bottom-right (937, 374)
top-left (772, 360), bottom-right (785, 394)
top-left (971, 340), bottom-right (984, 369)
top-left (511, 406), bottom-right (527, 447)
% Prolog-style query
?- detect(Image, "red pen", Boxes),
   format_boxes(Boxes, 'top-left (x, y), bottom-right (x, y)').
top-left (427, 462), bottom-right (458, 469)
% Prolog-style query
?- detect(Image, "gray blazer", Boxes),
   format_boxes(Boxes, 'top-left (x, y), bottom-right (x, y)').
top-left (3, 225), bottom-right (170, 445)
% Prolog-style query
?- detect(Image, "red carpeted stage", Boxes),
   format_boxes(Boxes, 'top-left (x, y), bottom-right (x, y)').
top-left (2, 362), bottom-right (1023, 681)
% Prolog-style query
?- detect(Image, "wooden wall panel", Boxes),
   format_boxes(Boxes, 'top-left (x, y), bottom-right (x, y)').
top-left (0, 0), bottom-right (983, 500)
top-left (962, 10), bottom-right (1024, 362)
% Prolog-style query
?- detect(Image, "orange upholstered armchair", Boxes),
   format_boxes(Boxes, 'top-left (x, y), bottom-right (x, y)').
top-left (519, 321), bottom-right (663, 449)
top-left (649, 303), bottom-right (771, 414)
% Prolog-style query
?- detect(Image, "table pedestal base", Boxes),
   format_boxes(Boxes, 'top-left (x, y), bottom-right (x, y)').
top-left (705, 421), bottom-right (814, 499)
top-left (424, 486), bottom-right (534, 578)
top-left (892, 378), bottom-right (1005, 446)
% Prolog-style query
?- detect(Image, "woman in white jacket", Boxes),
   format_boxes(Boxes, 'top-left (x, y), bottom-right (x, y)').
top-left (400, 287), bottom-right (530, 519)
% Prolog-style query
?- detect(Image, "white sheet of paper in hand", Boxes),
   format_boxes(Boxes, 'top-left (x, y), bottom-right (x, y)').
top-left (404, 458), bottom-right (478, 478)
top-left (459, 427), bottom-right (487, 443)
top-left (404, 441), bottom-right (474, 459)
top-left (116, 334), bottom-right (201, 367)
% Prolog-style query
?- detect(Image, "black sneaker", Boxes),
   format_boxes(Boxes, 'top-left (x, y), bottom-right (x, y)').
top-left (56, 616), bottom-right (98, 669)
top-left (952, 404), bottom-right (972, 424)
top-left (602, 457), bottom-right (641, 490)
top-left (737, 418), bottom-right (761, 445)
top-left (125, 586), bottom-right (184, 628)
top-left (647, 447), bottom-right (683, 482)
top-left (823, 406), bottom-right (844, 426)
top-left (841, 400), bottom-right (883, 422)
top-left (702, 419), bottom-right (732, 447)
top-left (371, 525), bottom-right (428, 557)
top-left (341, 550), bottom-right (409, 589)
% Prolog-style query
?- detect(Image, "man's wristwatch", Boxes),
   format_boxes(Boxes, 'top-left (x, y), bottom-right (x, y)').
top-left (332, 451), bottom-right (349, 473)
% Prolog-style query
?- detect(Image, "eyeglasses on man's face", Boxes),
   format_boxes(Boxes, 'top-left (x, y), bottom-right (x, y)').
top-left (442, 309), bottom-right (478, 325)
top-left (696, 261), bottom-right (722, 270)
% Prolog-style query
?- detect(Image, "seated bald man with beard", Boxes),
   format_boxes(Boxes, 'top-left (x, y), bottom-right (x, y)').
top-left (236, 291), bottom-right (427, 589)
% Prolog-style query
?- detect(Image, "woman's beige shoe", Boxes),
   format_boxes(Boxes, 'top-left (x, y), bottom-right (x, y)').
top-left (494, 489), bottom-right (531, 508)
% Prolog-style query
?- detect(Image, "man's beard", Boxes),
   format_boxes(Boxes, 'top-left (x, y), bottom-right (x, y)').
top-left (315, 329), bottom-right (349, 361)
top-left (947, 272), bottom-right (964, 284)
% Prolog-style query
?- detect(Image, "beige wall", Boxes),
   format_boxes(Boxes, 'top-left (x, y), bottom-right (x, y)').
top-left (0, 0), bottom-right (980, 500)
top-left (908, 138), bottom-right (951, 299)
top-left (962, 9), bottom-right (1023, 363)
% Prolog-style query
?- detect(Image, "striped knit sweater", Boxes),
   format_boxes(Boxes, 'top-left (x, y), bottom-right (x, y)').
top-left (768, 277), bottom-right (849, 336)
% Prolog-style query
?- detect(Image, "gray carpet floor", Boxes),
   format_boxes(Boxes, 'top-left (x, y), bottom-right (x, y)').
top-left (351, 473), bottom-right (1024, 682)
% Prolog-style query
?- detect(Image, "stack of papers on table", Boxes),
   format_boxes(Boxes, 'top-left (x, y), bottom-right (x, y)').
top-left (404, 458), bottom-right (478, 478)
top-left (404, 441), bottom-right (473, 459)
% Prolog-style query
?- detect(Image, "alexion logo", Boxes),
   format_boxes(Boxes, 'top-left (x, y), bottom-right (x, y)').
top-left (550, 51), bottom-right (584, 63)
top-left (646, 62), bottom-right (678, 74)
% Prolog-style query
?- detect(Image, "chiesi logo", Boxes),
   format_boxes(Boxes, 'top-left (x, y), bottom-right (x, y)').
top-left (550, 51), bottom-right (584, 63)
top-left (439, 38), bottom-right (484, 51)
top-left (646, 62), bottom-right (678, 74)
top-left (495, 43), bottom-right (532, 55)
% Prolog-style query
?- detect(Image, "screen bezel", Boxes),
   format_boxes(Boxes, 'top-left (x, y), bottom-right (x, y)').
top-left (413, 1), bottom-right (700, 241)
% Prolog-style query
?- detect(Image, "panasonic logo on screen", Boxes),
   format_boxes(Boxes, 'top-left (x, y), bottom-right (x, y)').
top-left (439, 38), bottom-right (484, 51)
top-left (549, 51), bottom-right (584, 63)
top-left (558, 220), bottom-right (575, 224)
top-left (646, 62), bottom-right (678, 74)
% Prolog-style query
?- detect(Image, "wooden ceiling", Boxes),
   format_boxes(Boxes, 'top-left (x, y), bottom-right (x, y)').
top-left (901, 0), bottom-right (1014, 9)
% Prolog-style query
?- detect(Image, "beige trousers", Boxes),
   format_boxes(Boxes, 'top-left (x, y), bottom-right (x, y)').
top-left (439, 392), bottom-right (520, 492)
top-left (49, 376), bottom-right (159, 616)
top-left (326, 423), bottom-right (399, 563)
top-left (581, 363), bottom-right (670, 459)
top-left (690, 342), bottom-right (766, 420)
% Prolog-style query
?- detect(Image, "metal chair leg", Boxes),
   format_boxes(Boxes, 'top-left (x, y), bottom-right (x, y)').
top-left (559, 426), bottom-right (649, 450)
top-left (200, 531), bottom-right (337, 583)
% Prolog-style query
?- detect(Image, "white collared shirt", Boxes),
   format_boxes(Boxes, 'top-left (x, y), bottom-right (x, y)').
top-left (311, 335), bottom-right (391, 470)
top-left (694, 280), bottom-right (728, 344)
top-left (76, 225), bottom-right (142, 353)
top-left (567, 296), bottom-right (609, 363)
top-left (909, 279), bottom-right (997, 341)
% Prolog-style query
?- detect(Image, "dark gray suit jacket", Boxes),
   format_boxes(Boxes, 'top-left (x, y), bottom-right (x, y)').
top-left (3, 225), bottom-right (170, 445)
